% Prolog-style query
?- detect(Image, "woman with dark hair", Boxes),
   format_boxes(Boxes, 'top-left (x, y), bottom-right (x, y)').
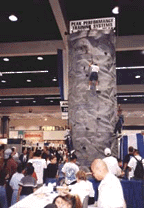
top-left (44, 155), bottom-right (58, 185)
top-left (53, 194), bottom-right (82, 208)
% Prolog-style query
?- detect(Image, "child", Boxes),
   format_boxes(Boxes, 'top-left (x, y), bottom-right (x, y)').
top-left (17, 165), bottom-right (37, 201)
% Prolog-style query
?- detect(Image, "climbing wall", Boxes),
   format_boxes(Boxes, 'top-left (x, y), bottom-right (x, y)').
top-left (68, 30), bottom-right (117, 167)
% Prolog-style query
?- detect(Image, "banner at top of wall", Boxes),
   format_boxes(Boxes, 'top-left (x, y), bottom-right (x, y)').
top-left (60, 101), bottom-right (68, 119)
top-left (69, 17), bottom-right (115, 34)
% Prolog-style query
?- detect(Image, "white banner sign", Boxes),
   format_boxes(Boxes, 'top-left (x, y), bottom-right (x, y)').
top-left (70, 17), bottom-right (115, 34)
top-left (60, 101), bottom-right (68, 119)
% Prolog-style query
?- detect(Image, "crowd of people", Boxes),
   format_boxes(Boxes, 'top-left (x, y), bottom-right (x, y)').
top-left (0, 143), bottom-right (143, 208)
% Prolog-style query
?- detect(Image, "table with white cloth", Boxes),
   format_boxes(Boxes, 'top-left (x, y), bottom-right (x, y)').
top-left (10, 185), bottom-right (58, 208)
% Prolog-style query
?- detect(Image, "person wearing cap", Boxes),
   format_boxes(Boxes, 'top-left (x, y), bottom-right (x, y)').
top-left (4, 148), bottom-right (18, 178)
top-left (91, 159), bottom-right (126, 208)
top-left (61, 154), bottom-right (79, 185)
top-left (103, 148), bottom-right (124, 177)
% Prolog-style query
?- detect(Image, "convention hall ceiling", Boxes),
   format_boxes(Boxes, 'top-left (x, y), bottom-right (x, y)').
top-left (0, 0), bottom-right (144, 126)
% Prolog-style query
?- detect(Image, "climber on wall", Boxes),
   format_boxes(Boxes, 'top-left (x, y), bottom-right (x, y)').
top-left (88, 62), bottom-right (100, 92)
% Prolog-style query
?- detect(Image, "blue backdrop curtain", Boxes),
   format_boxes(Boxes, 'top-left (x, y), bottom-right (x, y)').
top-left (120, 134), bottom-right (144, 160)
top-left (57, 49), bottom-right (64, 101)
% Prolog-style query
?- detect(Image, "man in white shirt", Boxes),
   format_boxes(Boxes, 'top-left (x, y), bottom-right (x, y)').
top-left (127, 149), bottom-right (144, 179)
top-left (103, 148), bottom-right (124, 177)
top-left (28, 149), bottom-right (47, 187)
top-left (91, 159), bottom-right (126, 208)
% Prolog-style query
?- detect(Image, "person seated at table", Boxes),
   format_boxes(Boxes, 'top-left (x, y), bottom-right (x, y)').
top-left (44, 204), bottom-right (58, 208)
top-left (61, 153), bottom-right (79, 185)
top-left (17, 165), bottom-right (37, 202)
top-left (44, 155), bottom-right (58, 185)
top-left (53, 194), bottom-right (82, 208)
top-left (69, 170), bottom-right (95, 205)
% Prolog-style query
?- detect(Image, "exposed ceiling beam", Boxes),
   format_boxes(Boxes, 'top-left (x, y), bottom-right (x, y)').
top-left (116, 35), bottom-right (144, 51)
top-left (0, 40), bottom-right (64, 57)
top-left (117, 85), bottom-right (144, 93)
top-left (0, 87), bottom-right (60, 96)
top-left (49, 0), bottom-right (68, 48)
top-left (0, 35), bottom-right (143, 57)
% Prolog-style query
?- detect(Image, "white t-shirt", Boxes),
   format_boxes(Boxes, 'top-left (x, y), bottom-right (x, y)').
top-left (103, 156), bottom-right (122, 176)
top-left (91, 64), bottom-right (99, 72)
top-left (128, 155), bottom-right (144, 179)
top-left (98, 173), bottom-right (125, 208)
top-left (61, 162), bottom-right (79, 185)
top-left (10, 172), bottom-right (24, 190)
top-left (70, 180), bottom-right (95, 203)
top-left (28, 158), bottom-right (47, 184)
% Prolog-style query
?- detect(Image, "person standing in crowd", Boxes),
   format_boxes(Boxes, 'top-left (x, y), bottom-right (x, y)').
top-left (69, 170), bottom-right (95, 204)
top-left (62, 154), bottom-right (79, 185)
top-left (17, 165), bottom-right (37, 201)
top-left (28, 149), bottom-right (47, 187)
top-left (9, 163), bottom-right (24, 205)
top-left (123, 146), bottom-right (134, 179)
top-left (91, 159), bottom-right (126, 208)
top-left (44, 155), bottom-right (58, 185)
top-left (19, 147), bottom-right (29, 169)
top-left (127, 149), bottom-right (144, 180)
top-left (103, 148), bottom-right (124, 177)
top-left (4, 148), bottom-right (18, 207)
top-left (11, 146), bottom-right (19, 163)
top-left (0, 169), bottom-right (8, 208)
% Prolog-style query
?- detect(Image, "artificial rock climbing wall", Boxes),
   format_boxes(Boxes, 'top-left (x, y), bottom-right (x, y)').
top-left (68, 30), bottom-right (117, 167)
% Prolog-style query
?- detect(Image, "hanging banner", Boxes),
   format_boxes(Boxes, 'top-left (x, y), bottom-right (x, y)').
top-left (70, 17), bottom-right (115, 34)
top-left (60, 101), bottom-right (68, 119)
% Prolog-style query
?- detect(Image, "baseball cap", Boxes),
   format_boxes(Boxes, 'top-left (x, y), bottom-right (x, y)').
top-left (104, 148), bottom-right (111, 156)
top-left (4, 148), bottom-right (12, 159)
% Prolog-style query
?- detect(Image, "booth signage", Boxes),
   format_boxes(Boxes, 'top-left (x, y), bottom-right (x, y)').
top-left (70, 17), bottom-right (115, 34)
top-left (24, 131), bottom-right (43, 142)
top-left (60, 101), bottom-right (68, 119)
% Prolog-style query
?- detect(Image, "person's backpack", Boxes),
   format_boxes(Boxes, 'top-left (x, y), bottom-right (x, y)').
top-left (134, 157), bottom-right (144, 179)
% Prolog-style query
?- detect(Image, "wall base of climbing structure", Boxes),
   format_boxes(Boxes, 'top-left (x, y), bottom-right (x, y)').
top-left (68, 30), bottom-right (117, 167)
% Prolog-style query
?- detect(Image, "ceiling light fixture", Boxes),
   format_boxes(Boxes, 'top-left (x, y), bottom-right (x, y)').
top-left (2, 70), bottom-right (48, 75)
top-left (112, 6), bottom-right (119, 14)
top-left (15, 101), bottom-right (19, 104)
top-left (27, 79), bottom-right (31, 82)
top-left (37, 57), bottom-right (43, 60)
top-left (135, 75), bottom-right (141, 79)
top-left (33, 101), bottom-right (36, 103)
top-left (52, 77), bottom-right (57, 81)
top-left (3, 58), bottom-right (9, 62)
top-left (124, 99), bottom-right (127, 101)
top-left (9, 15), bottom-right (18, 22)
top-left (1, 80), bottom-right (6, 83)
top-left (44, 97), bottom-right (61, 99)
top-left (50, 100), bottom-right (53, 103)
top-left (116, 66), bottom-right (144, 69)
top-left (0, 98), bottom-right (34, 101)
